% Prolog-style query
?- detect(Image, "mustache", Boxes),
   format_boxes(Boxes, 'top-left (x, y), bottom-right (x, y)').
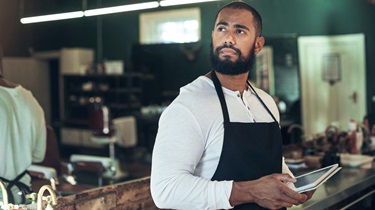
top-left (215, 45), bottom-right (241, 55)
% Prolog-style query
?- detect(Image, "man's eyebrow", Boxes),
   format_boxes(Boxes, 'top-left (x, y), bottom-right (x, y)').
top-left (216, 21), bottom-right (228, 27)
top-left (234, 24), bottom-right (250, 31)
top-left (215, 21), bottom-right (250, 31)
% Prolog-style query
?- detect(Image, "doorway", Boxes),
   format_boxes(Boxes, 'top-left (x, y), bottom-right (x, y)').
top-left (298, 33), bottom-right (366, 136)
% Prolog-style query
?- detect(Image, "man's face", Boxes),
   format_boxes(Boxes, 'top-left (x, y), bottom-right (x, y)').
top-left (210, 8), bottom-right (263, 75)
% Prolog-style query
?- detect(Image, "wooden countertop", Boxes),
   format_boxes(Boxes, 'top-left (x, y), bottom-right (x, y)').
top-left (43, 176), bottom-right (157, 210)
top-left (28, 166), bottom-right (375, 209)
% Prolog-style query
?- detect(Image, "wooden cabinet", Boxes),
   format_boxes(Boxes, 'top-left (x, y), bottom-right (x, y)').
top-left (62, 73), bottom-right (143, 128)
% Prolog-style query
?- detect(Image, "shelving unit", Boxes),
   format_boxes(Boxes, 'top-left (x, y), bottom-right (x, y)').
top-left (62, 73), bottom-right (143, 128)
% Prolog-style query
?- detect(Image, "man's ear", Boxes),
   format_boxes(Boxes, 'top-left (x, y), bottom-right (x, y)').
top-left (254, 36), bottom-right (265, 55)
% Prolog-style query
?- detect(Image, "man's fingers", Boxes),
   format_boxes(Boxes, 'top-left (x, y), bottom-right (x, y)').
top-left (273, 173), bottom-right (297, 183)
top-left (281, 188), bottom-right (307, 203)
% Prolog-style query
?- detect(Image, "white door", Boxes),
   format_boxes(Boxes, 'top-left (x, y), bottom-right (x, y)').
top-left (298, 34), bottom-right (366, 136)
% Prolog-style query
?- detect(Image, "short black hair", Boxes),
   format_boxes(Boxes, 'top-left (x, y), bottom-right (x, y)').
top-left (214, 1), bottom-right (263, 36)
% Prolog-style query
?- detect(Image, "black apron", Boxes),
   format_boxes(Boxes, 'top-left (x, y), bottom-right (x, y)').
top-left (0, 170), bottom-right (33, 204)
top-left (210, 70), bottom-right (284, 210)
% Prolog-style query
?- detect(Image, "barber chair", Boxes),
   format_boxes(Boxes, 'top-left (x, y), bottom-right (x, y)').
top-left (28, 125), bottom-right (95, 197)
top-left (68, 103), bottom-right (133, 186)
top-left (89, 103), bottom-right (118, 165)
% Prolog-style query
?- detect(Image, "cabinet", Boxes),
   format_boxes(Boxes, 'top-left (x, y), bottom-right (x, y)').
top-left (62, 73), bottom-right (143, 128)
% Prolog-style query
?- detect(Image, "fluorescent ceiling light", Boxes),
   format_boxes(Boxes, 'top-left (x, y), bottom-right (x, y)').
top-left (84, 2), bottom-right (159, 17)
top-left (21, 11), bottom-right (84, 24)
top-left (20, 1), bottom-right (217, 24)
top-left (160, 0), bottom-right (220, 7)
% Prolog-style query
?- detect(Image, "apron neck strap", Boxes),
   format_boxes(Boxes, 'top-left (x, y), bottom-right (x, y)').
top-left (246, 81), bottom-right (278, 123)
top-left (211, 70), bottom-right (230, 123)
top-left (211, 70), bottom-right (279, 124)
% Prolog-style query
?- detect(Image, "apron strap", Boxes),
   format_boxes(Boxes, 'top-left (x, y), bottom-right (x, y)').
top-left (211, 70), bottom-right (230, 123)
top-left (246, 81), bottom-right (279, 124)
top-left (0, 170), bottom-right (32, 204)
top-left (211, 70), bottom-right (279, 125)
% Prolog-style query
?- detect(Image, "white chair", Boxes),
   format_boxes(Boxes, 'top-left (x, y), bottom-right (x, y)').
top-left (113, 116), bottom-right (137, 148)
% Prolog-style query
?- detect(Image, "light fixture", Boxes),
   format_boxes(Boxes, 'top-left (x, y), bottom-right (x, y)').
top-left (20, 11), bottom-right (84, 24)
top-left (20, 0), bottom-right (221, 24)
top-left (159, 0), bottom-right (220, 7)
top-left (84, 2), bottom-right (160, 17)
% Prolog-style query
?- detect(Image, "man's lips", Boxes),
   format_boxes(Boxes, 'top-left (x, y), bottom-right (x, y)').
top-left (220, 48), bottom-right (237, 56)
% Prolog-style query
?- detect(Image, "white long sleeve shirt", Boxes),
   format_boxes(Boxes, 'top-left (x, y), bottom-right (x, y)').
top-left (0, 85), bottom-right (46, 204)
top-left (151, 76), bottom-right (293, 210)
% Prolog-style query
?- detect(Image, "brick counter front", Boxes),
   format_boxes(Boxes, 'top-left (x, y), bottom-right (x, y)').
top-left (52, 176), bottom-right (158, 210)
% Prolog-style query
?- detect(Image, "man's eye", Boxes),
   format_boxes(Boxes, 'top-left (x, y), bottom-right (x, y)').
top-left (236, 29), bottom-right (244, 34)
top-left (218, 27), bottom-right (226, 32)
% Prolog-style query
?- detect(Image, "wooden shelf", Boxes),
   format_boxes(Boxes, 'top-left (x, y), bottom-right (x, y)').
top-left (62, 73), bottom-right (144, 125)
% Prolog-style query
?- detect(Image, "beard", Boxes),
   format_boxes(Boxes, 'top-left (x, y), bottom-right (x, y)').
top-left (209, 42), bottom-right (256, 76)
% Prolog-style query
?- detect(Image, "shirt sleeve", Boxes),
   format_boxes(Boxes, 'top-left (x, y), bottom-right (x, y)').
top-left (151, 103), bottom-right (233, 210)
top-left (282, 157), bottom-right (295, 177)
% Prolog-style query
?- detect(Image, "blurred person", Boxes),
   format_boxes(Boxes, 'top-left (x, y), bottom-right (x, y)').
top-left (363, 113), bottom-right (375, 132)
top-left (0, 44), bottom-right (46, 204)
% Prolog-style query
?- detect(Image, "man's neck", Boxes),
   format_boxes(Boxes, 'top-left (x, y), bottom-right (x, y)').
top-left (0, 77), bottom-right (18, 88)
top-left (206, 71), bottom-right (249, 94)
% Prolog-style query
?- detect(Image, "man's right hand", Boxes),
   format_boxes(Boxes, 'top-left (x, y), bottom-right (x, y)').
top-left (229, 173), bottom-right (308, 209)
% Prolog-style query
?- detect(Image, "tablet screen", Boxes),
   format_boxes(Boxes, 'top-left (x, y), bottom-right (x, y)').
top-left (294, 169), bottom-right (331, 188)
top-left (291, 164), bottom-right (339, 192)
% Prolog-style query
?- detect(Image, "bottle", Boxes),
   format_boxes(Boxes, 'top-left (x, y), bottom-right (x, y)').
top-left (348, 119), bottom-right (358, 154)
top-left (356, 127), bottom-right (363, 154)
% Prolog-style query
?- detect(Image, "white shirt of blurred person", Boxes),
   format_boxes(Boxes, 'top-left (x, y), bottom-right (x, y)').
top-left (0, 65), bottom-right (46, 204)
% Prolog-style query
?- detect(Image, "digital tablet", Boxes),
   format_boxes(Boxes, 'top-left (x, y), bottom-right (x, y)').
top-left (287, 163), bottom-right (341, 193)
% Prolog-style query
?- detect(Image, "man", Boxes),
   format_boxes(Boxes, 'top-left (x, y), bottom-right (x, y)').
top-left (151, 1), bottom-right (314, 209)
top-left (0, 44), bottom-right (46, 204)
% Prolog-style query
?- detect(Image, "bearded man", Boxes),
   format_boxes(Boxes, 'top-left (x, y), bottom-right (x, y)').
top-left (150, 1), bottom-right (314, 209)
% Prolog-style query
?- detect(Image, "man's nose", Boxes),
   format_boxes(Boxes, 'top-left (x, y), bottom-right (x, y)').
top-left (223, 31), bottom-right (235, 45)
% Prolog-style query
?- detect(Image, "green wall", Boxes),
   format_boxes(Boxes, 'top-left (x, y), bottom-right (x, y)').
top-left (1, 0), bottom-right (374, 112)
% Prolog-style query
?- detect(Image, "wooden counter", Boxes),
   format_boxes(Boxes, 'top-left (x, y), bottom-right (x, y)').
top-left (33, 168), bottom-right (375, 210)
top-left (52, 176), bottom-right (158, 210)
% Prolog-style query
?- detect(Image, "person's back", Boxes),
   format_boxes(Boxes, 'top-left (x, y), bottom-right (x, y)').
top-left (0, 72), bottom-right (46, 204)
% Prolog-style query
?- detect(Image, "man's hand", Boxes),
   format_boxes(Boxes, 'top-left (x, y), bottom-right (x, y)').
top-left (302, 189), bottom-right (315, 201)
top-left (229, 173), bottom-right (309, 209)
